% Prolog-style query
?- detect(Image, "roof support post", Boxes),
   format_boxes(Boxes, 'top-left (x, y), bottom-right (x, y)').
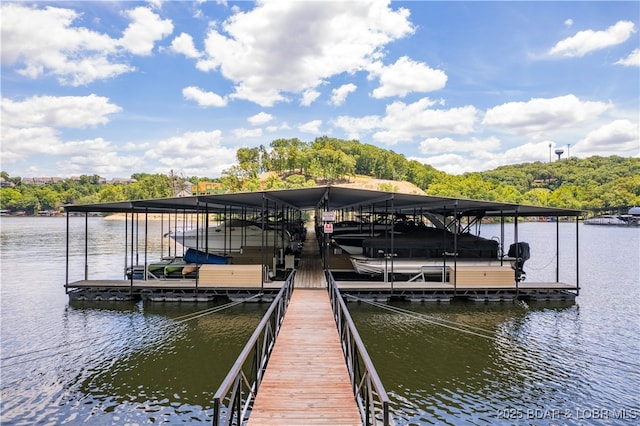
top-left (196, 199), bottom-right (200, 290)
top-left (514, 213), bottom-right (519, 300)
top-left (130, 210), bottom-right (134, 293)
top-left (65, 210), bottom-right (70, 292)
top-left (556, 216), bottom-right (560, 283)
top-left (144, 209), bottom-right (148, 281)
top-left (84, 211), bottom-right (89, 281)
top-left (576, 216), bottom-right (580, 296)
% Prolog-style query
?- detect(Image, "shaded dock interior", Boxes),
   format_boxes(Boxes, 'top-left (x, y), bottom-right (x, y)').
top-left (64, 185), bottom-right (582, 303)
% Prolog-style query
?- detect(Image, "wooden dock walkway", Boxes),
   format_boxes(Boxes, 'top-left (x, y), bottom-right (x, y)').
top-left (293, 229), bottom-right (326, 289)
top-left (247, 227), bottom-right (360, 424)
top-left (247, 289), bottom-right (361, 425)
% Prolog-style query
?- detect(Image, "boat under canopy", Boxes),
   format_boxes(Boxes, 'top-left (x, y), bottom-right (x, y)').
top-left (63, 185), bottom-right (583, 301)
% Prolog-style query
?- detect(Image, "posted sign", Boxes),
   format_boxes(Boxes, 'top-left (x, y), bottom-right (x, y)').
top-left (324, 223), bottom-right (334, 234)
top-left (321, 211), bottom-right (336, 222)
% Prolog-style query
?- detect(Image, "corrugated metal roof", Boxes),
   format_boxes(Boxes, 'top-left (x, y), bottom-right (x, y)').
top-left (63, 185), bottom-right (583, 217)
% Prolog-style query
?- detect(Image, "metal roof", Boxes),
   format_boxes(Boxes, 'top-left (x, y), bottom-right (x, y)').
top-left (64, 185), bottom-right (583, 217)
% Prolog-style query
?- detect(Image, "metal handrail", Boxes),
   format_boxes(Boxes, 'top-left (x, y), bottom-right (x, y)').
top-left (327, 272), bottom-right (391, 426)
top-left (212, 271), bottom-right (295, 426)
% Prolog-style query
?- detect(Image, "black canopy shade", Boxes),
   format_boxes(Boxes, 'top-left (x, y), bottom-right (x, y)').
top-left (64, 185), bottom-right (583, 218)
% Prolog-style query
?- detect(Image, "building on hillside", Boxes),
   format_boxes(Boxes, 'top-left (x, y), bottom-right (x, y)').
top-left (21, 177), bottom-right (64, 185)
top-left (108, 178), bottom-right (137, 185)
top-left (175, 181), bottom-right (193, 197)
top-left (0, 177), bottom-right (15, 187)
top-left (195, 181), bottom-right (223, 195)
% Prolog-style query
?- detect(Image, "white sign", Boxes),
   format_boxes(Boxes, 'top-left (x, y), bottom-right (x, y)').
top-left (324, 223), bottom-right (334, 234)
top-left (321, 211), bottom-right (336, 222)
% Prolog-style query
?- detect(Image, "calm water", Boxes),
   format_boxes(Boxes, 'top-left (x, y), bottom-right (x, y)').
top-left (1, 217), bottom-right (639, 425)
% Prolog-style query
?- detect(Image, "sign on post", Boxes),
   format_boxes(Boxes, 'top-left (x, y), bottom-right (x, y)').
top-left (324, 223), bottom-right (334, 234)
top-left (321, 211), bottom-right (336, 222)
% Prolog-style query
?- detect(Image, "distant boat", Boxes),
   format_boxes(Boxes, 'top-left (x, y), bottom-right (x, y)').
top-left (584, 209), bottom-right (640, 226)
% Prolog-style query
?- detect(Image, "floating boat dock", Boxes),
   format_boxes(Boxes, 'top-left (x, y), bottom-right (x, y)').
top-left (64, 185), bottom-right (582, 303)
top-left (63, 186), bottom-right (584, 424)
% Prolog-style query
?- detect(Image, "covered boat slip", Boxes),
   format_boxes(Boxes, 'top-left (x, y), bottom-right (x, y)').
top-left (63, 185), bottom-right (582, 302)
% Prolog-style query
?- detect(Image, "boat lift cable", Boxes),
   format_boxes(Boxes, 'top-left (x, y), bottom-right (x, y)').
top-left (0, 295), bottom-right (262, 368)
top-left (522, 251), bottom-right (557, 271)
top-left (346, 295), bottom-right (640, 373)
top-left (345, 294), bottom-right (496, 340)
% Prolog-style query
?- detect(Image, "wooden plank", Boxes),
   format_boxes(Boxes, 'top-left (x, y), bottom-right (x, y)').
top-left (247, 289), bottom-right (361, 426)
top-left (294, 228), bottom-right (326, 289)
top-left (198, 264), bottom-right (262, 287)
top-left (453, 265), bottom-right (515, 287)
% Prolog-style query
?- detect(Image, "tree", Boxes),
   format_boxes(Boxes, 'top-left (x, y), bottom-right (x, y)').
top-left (0, 188), bottom-right (23, 210)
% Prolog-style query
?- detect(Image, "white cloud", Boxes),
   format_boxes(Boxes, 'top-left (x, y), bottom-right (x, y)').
top-left (233, 128), bottom-right (263, 138)
top-left (330, 84), bottom-right (357, 106)
top-left (331, 115), bottom-right (381, 140)
top-left (332, 97), bottom-right (477, 144)
top-left (549, 20), bottom-right (636, 58)
top-left (59, 150), bottom-right (142, 177)
top-left (170, 32), bottom-right (201, 58)
top-left (375, 98), bottom-right (477, 144)
top-left (119, 7), bottom-right (174, 56)
top-left (410, 153), bottom-right (476, 175)
top-left (196, 0), bottom-right (414, 106)
top-left (182, 86), bottom-right (227, 107)
top-left (1, 94), bottom-right (122, 166)
top-left (615, 48), bottom-right (640, 67)
top-left (298, 120), bottom-right (323, 134)
top-left (0, 4), bottom-right (130, 85)
top-left (483, 94), bottom-right (610, 133)
top-left (301, 89), bottom-right (321, 106)
top-left (147, 0), bottom-right (163, 10)
top-left (266, 122), bottom-right (291, 133)
top-left (419, 136), bottom-right (500, 155)
top-left (370, 56), bottom-right (447, 98)
top-left (565, 19), bottom-right (574, 28)
top-left (572, 119), bottom-right (640, 156)
top-left (412, 140), bottom-right (560, 174)
top-left (248, 112), bottom-right (274, 126)
top-left (1, 4), bottom-right (173, 86)
top-left (2, 94), bottom-right (122, 128)
top-left (142, 130), bottom-right (237, 176)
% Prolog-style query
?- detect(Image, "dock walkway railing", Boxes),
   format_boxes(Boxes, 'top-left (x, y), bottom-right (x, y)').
top-left (211, 271), bottom-right (295, 426)
top-left (327, 271), bottom-right (391, 426)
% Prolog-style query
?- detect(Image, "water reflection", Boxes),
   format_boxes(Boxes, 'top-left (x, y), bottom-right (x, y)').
top-left (2, 299), bottom-right (267, 424)
top-left (2, 218), bottom-right (639, 425)
top-left (350, 300), bottom-right (639, 425)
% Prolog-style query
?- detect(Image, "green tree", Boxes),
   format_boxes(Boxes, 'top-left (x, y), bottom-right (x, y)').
top-left (97, 185), bottom-right (126, 202)
top-left (0, 188), bottom-right (23, 210)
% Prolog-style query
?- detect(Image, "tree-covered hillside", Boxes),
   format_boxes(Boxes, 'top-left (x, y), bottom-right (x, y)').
top-left (1, 137), bottom-right (638, 214)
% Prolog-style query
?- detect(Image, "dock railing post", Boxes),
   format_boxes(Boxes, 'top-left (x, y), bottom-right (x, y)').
top-left (211, 271), bottom-right (295, 425)
top-left (326, 271), bottom-right (391, 426)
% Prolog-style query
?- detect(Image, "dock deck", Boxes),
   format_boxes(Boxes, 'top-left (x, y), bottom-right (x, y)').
top-left (247, 288), bottom-right (361, 425)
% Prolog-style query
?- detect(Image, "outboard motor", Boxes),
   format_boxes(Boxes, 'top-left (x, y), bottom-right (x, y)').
top-left (508, 242), bottom-right (530, 282)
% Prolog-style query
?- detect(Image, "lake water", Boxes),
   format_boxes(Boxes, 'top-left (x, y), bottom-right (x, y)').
top-left (1, 217), bottom-right (639, 425)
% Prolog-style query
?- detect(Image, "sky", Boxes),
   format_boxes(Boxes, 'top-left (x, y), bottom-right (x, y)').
top-left (1, 1), bottom-right (639, 179)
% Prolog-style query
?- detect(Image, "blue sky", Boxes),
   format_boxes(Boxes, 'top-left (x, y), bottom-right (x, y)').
top-left (2, 1), bottom-right (638, 179)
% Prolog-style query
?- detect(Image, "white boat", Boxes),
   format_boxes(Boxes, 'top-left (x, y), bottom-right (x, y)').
top-left (348, 230), bottom-right (529, 282)
top-left (350, 256), bottom-right (514, 275)
top-left (168, 219), bottom-right (299, 253)
top-left (584, 214), bottom-right (640, 226)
